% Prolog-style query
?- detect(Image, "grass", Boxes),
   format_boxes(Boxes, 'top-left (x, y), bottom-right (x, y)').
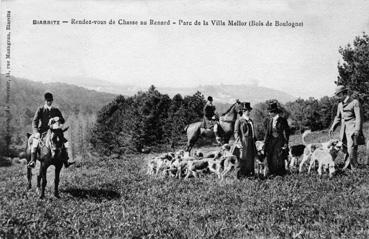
top-left (1, 128), bottom-right (369, 238)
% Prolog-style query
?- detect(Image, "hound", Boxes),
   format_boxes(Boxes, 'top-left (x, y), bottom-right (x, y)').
top-left (254, 141), bottom-right (268, 177)
top-left (184, 158), bottom-right (212, 179)
top-left (299, 130), bottom-right (342, 173)
top-left (219, 155), bottom-right (239, 180)
top-left (146, 153), bottom-right (175, 175)
top-left (308, 143), bottom-right (342, 178)
top-left (197, 143), bottom-right (233, 159)
top-left (288, 144), bottom-right (306, 171)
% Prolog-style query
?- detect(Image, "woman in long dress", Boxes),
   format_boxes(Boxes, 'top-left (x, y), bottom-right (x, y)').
top-left (234, 102), bottom-right (256, 178)
top-left (264, 101), bottom-right (290, 176)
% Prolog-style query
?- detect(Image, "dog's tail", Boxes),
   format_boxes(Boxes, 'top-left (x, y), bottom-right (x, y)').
top-left (183, 124), bottom-right (189, 133)
top-left (302, 129), bottom-right (312, 146)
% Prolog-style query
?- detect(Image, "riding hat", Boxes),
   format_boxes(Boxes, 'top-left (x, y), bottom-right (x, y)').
top-left (267, 101), bottom-right (280, 113)
top-left (44, 92), bottom-right (53, 101)
top-left (334, 85), bottom-right (348, 96)
top-left (239, 102), bottom-right (252, 111)
top-left (207, 96), bottom-right (213, 102)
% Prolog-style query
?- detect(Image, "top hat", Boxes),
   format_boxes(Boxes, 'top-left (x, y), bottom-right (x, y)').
top-left (267, 101), bottom-right (280, 113)
top-left (207, 96), bottom-right (213, 101)
top-left (239, 102), bottom-right (253, 112)
top-left (334, 85), bottom-right (347, 96)
top-left (44, 92), bottom-right (53, 101)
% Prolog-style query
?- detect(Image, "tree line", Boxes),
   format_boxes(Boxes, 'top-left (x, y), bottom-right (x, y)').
top-left (1, 33), bottom-right (368, 159)
top-left (89, 89), bottom-right (341, 155)
top-left (90, 32), bottom-right (369, 155)
top-left (0, 76), bottom-right (113, 159)
top-left (89, 86), bottom-right (206, 155)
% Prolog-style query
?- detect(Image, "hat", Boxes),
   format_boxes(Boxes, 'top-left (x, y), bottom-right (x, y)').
top-left (334, 85), bottom-right (347, 96)
top-left (44, 92), bottom-right (53, 101)
top-left (207, 96), bottom-right (213, 102)
top-left (239, 102), bottom-right (252, 111)
top-left (267, 101), bottom-right (279, 113)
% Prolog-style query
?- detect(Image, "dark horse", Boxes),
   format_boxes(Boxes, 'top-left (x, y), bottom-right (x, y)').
top-left (184, 100), bottom-right (242, 152)
top-left (25, 126), bottom-right (68, 199)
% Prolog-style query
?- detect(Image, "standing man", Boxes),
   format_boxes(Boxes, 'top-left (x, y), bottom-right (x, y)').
top-left (28, 92), bottom-right (75, 168)
top-left (202, 96), bottom-right (221, 144)
top-left (329, 85), bottom-right (364, 170)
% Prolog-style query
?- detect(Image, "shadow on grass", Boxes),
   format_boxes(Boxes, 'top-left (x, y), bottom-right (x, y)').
top-left (334, 168), bottom-right (349, 177)
top-left (61, 188), bottom-right (121, 202)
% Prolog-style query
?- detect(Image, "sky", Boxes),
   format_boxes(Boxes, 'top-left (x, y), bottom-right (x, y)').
top-left (1, 0), bottom-right (369, 99)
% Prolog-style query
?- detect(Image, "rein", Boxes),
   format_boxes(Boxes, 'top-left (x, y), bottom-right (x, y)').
top-left (38, 132), bottom-right (48, 148)
top-left (220, 118), bottom-right (236, 123)
top-left (219, 102), bottom-right (239, 123)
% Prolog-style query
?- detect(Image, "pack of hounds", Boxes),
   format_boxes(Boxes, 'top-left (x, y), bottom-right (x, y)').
top-left (146, 130), bottom-right (344, 180)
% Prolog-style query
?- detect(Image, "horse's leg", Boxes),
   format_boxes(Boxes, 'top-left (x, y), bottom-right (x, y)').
top-left (186, 141), bottom-right (194, 153)
top-left (40, 165), bottom-right (47, 199)
top-left (37, 164), bottom-right (42, 188)
top-left (54, 165), bottom-right (62, 198)
top-left (27, 167), bottom-right (32, 190)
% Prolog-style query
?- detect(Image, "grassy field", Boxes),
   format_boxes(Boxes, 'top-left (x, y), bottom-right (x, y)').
top-left (1, 129), bottom-right (369, 238)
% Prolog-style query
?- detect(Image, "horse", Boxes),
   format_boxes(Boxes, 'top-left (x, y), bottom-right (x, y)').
top-left (184, 100), bottom-right (242, 152)
top-left (25, 126), bottom-right (69, 199)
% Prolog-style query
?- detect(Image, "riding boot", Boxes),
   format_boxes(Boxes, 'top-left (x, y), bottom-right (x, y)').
top-left (214, 124), bottom-right (222, 145)
top-left (28, 152), bottom-right (37, 168)
top-left (214, 132), bottom-right (222, 145)
top-left (215, 137), bottom-right (222, 145)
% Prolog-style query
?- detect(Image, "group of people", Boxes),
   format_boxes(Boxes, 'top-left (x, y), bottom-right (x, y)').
top-left (29, 84), bottom-right (363, 176)
top-left (202, 85), bottom-right (364, 178)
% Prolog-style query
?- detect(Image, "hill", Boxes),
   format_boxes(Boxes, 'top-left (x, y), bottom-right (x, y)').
top-left (55, 77), bottom-right (295, 104)
top-left (0, 75), bottom-right (116, 156)
top-left (0, 75), bottom-right (116, 115)
top-left (159, 84), bottom-right (296, 104)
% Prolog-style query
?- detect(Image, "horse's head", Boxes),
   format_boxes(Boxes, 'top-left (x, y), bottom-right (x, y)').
top-left (220, 100), bottom-right (243, 122)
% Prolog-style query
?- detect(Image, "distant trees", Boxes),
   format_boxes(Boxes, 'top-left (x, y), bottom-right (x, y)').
top-left (66, 112), bottom-right (96, 160)
top-left (90, 86), bottom-right (206, 155)
top-left (0, 75), bottom-right (112, 158)
top-left (284, 97), bottom-right (336, 132)
top-left (337, 32), bottom-right (369, 120)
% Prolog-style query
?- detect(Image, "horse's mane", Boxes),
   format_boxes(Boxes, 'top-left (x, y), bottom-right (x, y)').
top-left (221, 102), bottom-right (237, 116)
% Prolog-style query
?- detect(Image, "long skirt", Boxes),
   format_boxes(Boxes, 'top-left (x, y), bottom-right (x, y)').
top-left (237, 137), bottom-right (256, 177)
top-left (266, 136), bottom-right (288, 176)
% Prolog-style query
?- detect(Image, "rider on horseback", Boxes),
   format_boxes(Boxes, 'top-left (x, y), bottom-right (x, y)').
top-left (202, 96), bottom-right (221, 145)
top-left (28, 92), bottom-right (75, 168)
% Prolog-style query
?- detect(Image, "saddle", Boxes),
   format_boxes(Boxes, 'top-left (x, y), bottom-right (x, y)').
top-left (28, 124), bottom-right (67, 160)
top-left (201, 115), bottom-right (219, 129)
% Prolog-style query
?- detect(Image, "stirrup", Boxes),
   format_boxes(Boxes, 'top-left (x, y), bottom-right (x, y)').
top-left (28, 161), bottom-right (36, 168)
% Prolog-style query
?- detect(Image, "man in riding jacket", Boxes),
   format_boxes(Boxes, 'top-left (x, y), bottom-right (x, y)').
top-left (203, 96), bottom-right (221, 144)
top-left (28, 92), bottom-right (75, 168)
top-left (329, 85), bottom-right (364, 170)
